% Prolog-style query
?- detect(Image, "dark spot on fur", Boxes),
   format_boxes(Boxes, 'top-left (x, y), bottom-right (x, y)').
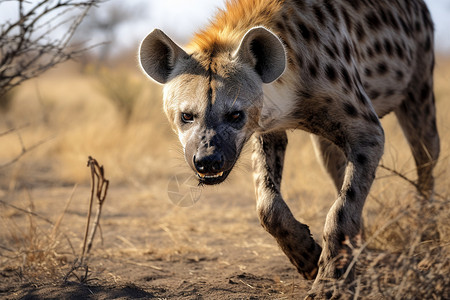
top-left (346, 187), bottom-right (356, 201)
top-left (341, 67), bottom-right (352, 89)
top-left (343, 102), bottom-right (358, 117)
top-left (343, 40), bottom-right (351, 62)
top-left (275, 21), bottom-right (286, 33)
top-left (377, 62), bottom-right (388, 75)
top-left (336, 231), bottom-right (346, 243)
top-left (365, 12), bottom-right (381, 31)
top-left (293, 0), bottom-right (306, 10)
top-left (364, 68), bottom-right (372, 77)
top-left (324, 0), bottom-right (338, 21)
top-left (342, 8), bottom-right (352, 30)
top-left (325, 45), bottom-right (336, 60)
top-left (313, 5), bottom-right (326, 27)
top-left (355, 22), bottom-right (366, 41)
top-left (374, 40), bottom-right (382, 55)
top-left (337, 209), bottom-right (345, 224)
top-left (296, 53), bottom-right (304, 68)
top-left (297, 89), bottom-right (313, 100)
top-left (399, 18), bottom-right (411, 36)
top-left (356, 153), bottom-right (368, 165)
top-left (368, 90), bottom-right (380, 99)
top-left (379, 8), bottom-right (388, 25)
top-left (286, 22), bottom-right (297, 41)
top-left (309, 64), bottom-right (318, 78)
top-left (421, 83), bottom-right (431, 100)
top-left (297, 21), bottom-right (311, 42)
top-left (408, 92), bottom-right (417, 103)
top-left (424, 36), bottom-right (432, 52)
top-left (366, 47), bottom-right (374, 58)
top-left (357, 90), bottom-right (367, 104)
top-left (394, 41), bottom-right (404, 58)
top-left (325, 65), bottom-right (338, 82)
top-left (387, 11), bottom-right (400, 31)
top-left (384, 39), bottom-right (393, 56)
top-left (385, 89), bottom-right (395, 97)
top-left (415, 21), bottom-right (422, 32)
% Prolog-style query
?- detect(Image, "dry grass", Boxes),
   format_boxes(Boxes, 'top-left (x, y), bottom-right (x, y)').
top-left (0, 56), bottom-right (449, 298)
top-left (0, 187), bottom-right (76, 281)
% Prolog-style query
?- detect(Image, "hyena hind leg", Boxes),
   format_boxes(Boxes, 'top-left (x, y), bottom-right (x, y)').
top-left (311, 135), bottom-right (347, 193)
top-left (395, 89), bottom-right (440, 200)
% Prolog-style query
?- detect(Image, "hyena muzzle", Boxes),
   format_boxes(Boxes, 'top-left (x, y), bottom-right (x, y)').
top-left (139, 0), bottom-right (439, 297)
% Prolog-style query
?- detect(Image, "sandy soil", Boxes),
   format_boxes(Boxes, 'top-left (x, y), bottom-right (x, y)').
top-left (0, 175), bottom-right (318, 299)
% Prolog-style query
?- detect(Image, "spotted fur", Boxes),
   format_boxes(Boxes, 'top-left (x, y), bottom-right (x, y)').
top-left (139, 0), bottom-right (439, 297)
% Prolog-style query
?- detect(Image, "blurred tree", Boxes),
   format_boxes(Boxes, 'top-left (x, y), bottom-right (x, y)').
top-left (0, 0), bottom-right (104, 98)
top-left (76, 2), bottom-right (146, 67)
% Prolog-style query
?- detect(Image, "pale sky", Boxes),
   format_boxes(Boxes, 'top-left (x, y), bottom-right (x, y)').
top-left (1, 0), bottom-right (449, 53)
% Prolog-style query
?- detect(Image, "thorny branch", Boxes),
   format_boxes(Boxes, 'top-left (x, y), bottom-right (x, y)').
top-left (378, 164), bottom-right (445, 201)
top-left (0, 0), bottom-right (104, 97)
top-left (64, 156), bottom-right (109, 283)
top-left (0, 123), bottom-right (54, 169)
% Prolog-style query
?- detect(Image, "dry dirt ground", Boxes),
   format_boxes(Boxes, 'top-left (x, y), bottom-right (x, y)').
top-left (0, 181), bottom-right (316, 299)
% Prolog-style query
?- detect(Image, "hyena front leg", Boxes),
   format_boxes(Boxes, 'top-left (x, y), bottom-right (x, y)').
top-left (252, 131), bottom-right (322, 280)
top-left (308, 117), bottom-right (385, 298)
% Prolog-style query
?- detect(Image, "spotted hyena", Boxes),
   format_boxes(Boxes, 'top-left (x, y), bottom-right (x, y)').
top-left (139, 0), bottom-right (439, 296)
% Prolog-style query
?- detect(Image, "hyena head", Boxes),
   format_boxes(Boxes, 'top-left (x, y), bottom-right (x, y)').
top-left (139, 27), bottom-right (285, 185)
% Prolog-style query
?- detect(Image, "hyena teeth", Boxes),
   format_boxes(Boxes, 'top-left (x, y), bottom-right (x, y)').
top-left (198, 172), bottom-right (224, 179)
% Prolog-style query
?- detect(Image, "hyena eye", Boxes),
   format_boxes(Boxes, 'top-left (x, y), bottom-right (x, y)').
top-left (226, 111), bottom-right (244, 123)
top-left (181, 113), bottom-right (194, 123)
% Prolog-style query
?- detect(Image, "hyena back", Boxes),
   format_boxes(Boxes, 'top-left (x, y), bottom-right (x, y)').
top-left (139, 0), bottom-right (438, 296)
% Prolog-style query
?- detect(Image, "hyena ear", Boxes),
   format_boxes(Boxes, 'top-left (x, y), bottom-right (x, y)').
top-left (235, 27), bottom-right (286, 83)
top-left (139, 29), bottom-right (188, 84)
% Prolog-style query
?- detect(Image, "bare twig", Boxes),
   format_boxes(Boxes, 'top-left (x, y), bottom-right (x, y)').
top-left (81, 156), bottom-right (109, 263)
top-left (378, 164), bottom-right (445, 200)
top-left (65, 156), bottom-right (109, 283)
top-left (0, 122), bottom-right (32, 137)
top-left (0, 199), bottom-right (54, 225)
top-left (0, 136), bottom-right (54, 169)
top-left (378, 164), bottom-right (426, 198)
top-left (0, 121), bottom-right (54, 169)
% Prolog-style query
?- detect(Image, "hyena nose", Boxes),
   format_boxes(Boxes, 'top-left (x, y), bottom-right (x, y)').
top-left (193, 153), bottom-right (225, 174)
